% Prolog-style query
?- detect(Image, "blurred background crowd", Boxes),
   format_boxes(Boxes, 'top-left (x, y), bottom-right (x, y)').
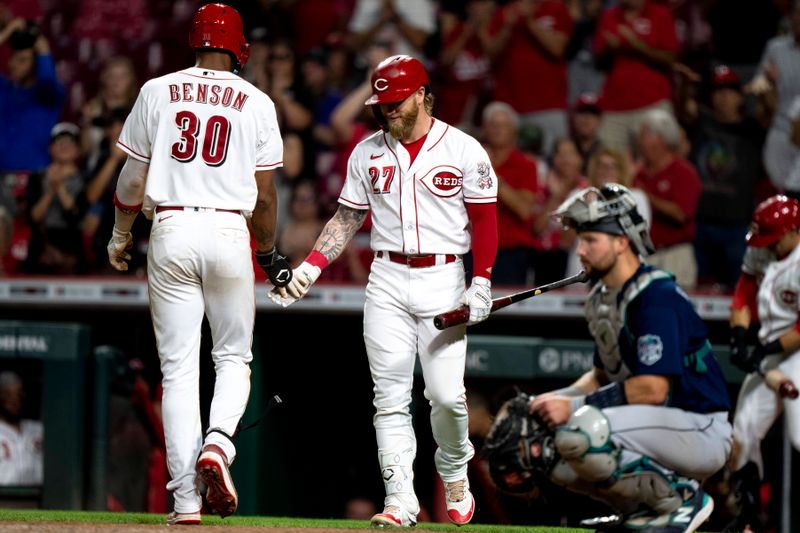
top-left (0, 0), bottom-right (797, 293)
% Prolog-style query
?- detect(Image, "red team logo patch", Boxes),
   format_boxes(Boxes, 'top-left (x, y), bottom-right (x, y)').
top-left (419, 166), bottom-right (463, 197)
top-left (780, 289), bottom-right (797, 306)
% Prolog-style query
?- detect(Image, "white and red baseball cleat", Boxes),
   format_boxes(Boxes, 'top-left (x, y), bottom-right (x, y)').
top-left (166, 510), bottom-right (201, 525)
top-left (370, 503), bottom-right (417, 528)
top-left (444, 478), bottom-right (474, 526)
top-left (196, 444), bottom-right (238, 518)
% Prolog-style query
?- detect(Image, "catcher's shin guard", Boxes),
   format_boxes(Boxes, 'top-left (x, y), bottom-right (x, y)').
top-left (554, 406), bottom-right (682, 517)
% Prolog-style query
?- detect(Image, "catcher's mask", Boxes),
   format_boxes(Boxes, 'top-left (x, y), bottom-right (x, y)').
top-left (553, 183), bottom-right (654, 257)
top-left (482, 393), bottom-right (558, 494)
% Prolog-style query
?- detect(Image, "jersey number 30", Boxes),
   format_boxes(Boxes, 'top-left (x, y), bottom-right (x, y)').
top-left (171, 110), bottom-right (231, 166)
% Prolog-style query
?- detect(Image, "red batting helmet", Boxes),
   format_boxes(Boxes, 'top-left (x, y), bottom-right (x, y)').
top-left (365, 55), bottom-right (429, 106)
top-left (746, 195), bottom-right (800, 248)
top-left (189, 3), bottom-right (250, 72)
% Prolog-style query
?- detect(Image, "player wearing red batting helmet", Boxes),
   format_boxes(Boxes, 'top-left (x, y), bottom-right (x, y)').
top-left (108, 1), bottom-right (290, 526)
top-left (365, 55), bottom-right (429, 105)
top-left (746, 195), bottom-right (800, 251)
top-left (365, 55), bottom-right (431, 133)
top-left (727, 196), bottom-right (800, 532)
top-left (270, 52), bottom-right (499, 528)
top-left (189, 3), bottom-right (250, 73)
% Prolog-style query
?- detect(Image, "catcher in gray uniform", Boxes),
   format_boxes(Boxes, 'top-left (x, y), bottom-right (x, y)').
top-left (486, 185), bottom-right (732, 533)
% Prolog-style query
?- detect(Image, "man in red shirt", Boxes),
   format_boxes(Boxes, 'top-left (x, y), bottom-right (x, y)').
top-left (486, 0), bottom-right (573, 156)
top-left (634, 109), bottom-right (702, 288)
top-left (593, 0), bottom-right (679, 153)
top-left (482, 101), bottom-right (539, 285)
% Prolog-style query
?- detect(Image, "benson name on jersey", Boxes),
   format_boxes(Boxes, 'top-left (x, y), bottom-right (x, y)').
top-left (168, 82), bottom-right (249, 112)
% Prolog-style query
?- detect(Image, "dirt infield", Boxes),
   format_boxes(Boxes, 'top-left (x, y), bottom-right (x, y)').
top-left (0, 523), bottom-right (371, 533)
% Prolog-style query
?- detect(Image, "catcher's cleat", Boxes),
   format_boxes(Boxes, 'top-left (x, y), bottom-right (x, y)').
top-left (370, 504), bottom-right (417, 528)
top-left (444, 478), bottom-right (475, 526)
top-left (166, 510), bottom-right (201, 525)
top-left (196, 444), bottom-right (238, 518)
top-left (622, 480), bottom-right (713, 533)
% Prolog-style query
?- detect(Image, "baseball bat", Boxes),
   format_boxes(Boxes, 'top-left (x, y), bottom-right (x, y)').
top-left (758, 367), bottom-right (799, 400)
top-left (433, 270), bottom-right (590, 330)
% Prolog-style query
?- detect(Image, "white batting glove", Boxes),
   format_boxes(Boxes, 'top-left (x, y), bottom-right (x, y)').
top-left (463, 276), bottom-right (492, 325)
top-left (107, 226), bottom-right (133, 271)
top-left (268, 261), bottom-right (322, 306)
top-left (267, 290), bottom-right (297, 308)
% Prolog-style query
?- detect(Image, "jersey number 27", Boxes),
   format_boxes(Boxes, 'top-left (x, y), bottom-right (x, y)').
top-left (369, 166), bottom-right (395, 194)
top-left (171, 110), bottom-right (231, 167)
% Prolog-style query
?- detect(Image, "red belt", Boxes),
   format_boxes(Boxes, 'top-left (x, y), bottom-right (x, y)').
top-left (377, 251), bottom-right (457, 268)
top-left (155, 206), bottom-right (240, 214)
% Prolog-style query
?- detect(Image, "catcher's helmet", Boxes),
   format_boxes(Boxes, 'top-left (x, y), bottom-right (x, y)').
top-left (747, 195), bottom-right (800, 248)
top-left (553, 183), bottom-right (655, 256)
top-left (189, 3), bottom-right (250, 72)
top-left (365, 55), bottom-right (429, 106)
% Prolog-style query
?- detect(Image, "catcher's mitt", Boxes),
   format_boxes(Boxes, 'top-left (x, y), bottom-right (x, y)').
top-left (482, 392), bottom-right (558, 494)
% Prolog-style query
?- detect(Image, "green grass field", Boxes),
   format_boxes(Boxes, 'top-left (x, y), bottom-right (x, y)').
top-left (0, 508), bottom-right (589, 532)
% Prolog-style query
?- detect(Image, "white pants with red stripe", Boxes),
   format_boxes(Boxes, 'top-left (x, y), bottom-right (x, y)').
top-left (147, 209), bottom-right (254, 513)
top-left (732, 352), bottom-right (800, 476)
top-left (363, 257), bottom-right (475, 509)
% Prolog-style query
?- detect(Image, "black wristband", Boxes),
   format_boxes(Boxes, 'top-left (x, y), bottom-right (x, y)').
top-left (585, 382), bottom-right (628, 409)
top-left (761, 338), bottom-right (783, 356)
top-left (255, 248), bottom-right (277, 269)
top-left (731, 325), bottom-right (747, 342)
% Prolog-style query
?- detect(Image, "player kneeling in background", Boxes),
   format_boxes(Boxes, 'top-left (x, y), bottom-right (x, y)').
top-left (726, 195), bottom-right (800, 532)
top-left (106, 3), bottom-right (291, 525)
top-left (270, 55), bottom-right (498, 527)
top-left (526, 185), bottom-right (731, 532)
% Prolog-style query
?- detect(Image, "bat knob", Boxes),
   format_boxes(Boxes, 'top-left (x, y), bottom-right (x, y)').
top-left (780, 381), bottom-right (799, 400)
top-left (433, 316), bottom-right (444, 330)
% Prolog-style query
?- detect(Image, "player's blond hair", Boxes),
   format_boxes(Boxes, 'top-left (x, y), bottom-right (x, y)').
top-left (424, 92), bottom-right (434, 116)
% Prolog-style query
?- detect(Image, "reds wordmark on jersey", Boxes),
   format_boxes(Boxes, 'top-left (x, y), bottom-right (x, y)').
top-left (339, 119), bottom-right (497, 254)
top-left (116, 67), bottom-right (283, 217)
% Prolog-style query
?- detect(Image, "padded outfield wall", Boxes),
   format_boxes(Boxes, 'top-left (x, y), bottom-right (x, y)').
top-left (0, 279), bottom-right (795, 531)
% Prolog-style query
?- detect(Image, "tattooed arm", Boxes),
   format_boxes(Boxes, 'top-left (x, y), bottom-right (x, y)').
top-left (271, 205), bottom-right (369, 305)
top-left (314, 205), bottom-right (369, 263)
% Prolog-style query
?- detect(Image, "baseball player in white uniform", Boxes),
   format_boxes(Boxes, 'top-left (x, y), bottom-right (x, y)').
top-left (269, 55), bottom-right (498, 527)
top-left (0, 371), bottom-right (43, 486)
top-left (106, 4), bottom-right (292, 525)
top-left (727, 195), bottom-right (800, 531)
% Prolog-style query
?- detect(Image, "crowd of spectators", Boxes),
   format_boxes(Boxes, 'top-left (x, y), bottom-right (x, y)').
top-left (0, 0), bottom-right (797, 292)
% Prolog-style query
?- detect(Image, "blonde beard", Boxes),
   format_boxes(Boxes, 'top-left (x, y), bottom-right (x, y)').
top-left (388, 104), bottom-right (419, 140)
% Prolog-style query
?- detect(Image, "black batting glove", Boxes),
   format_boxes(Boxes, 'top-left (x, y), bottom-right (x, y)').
top-left (255, 248), bottom-right (293, 288)
top-left (749, 338), bottom-right (783, 373)
top-left (729, 325), bottom-right (751, 373)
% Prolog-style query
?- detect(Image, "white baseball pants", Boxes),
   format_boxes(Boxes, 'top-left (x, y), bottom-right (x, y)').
top-left (732, 352), bottom-right (800, 475)
top-left (363, 257), bottom-right (475, 509)
top-left (147, 209), bottom-right (254, 513)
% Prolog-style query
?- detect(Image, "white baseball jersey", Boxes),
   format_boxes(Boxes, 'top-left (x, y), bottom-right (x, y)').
top-left (339, 119), bottom-right (497, 254)
top-left (756, 243), bottom-right (800, 344)
top-left (733, 243), bottom-right (800, 474)
top-left (0, 419), bottom-right (43, 486)
top-left (117, 66), bottom-right (283, 217)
